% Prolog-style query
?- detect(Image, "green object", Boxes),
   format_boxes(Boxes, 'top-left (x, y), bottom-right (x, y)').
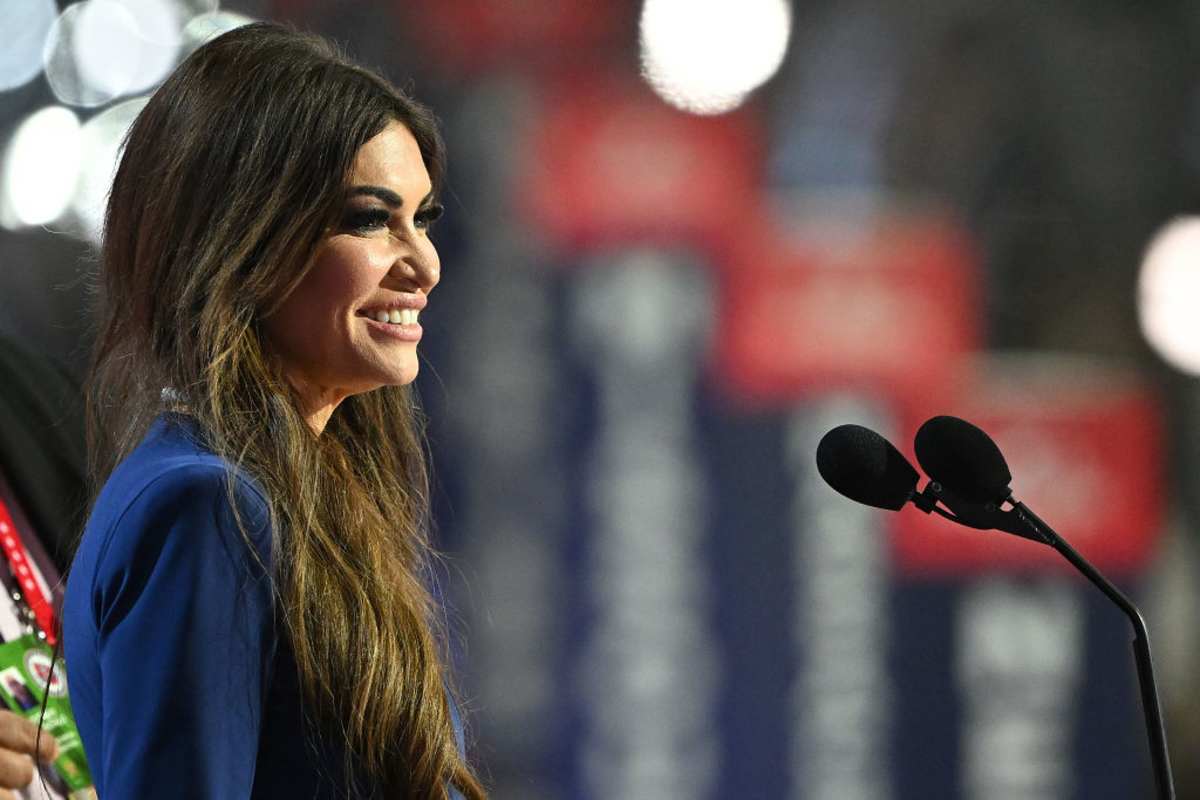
top-left (0, 634), bottom-right (94, 798)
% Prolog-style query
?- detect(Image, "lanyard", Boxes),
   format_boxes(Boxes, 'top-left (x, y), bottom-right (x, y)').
top-left (0, 498), bottom-right (55, 644)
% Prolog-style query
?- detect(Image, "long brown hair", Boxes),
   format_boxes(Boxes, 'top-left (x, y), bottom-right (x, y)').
top-left (87, 22), bottom-right (484, 798)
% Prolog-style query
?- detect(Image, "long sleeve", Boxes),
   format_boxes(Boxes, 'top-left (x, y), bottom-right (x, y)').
top-left (85, 464), bottom-right (274, 798)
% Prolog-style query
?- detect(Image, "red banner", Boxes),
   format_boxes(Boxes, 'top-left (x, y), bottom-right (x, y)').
top-left (712, 211), bottom-right (980, 409)
top-left (519, 75), bottom-right (762, 254)
top-left (397, 1), bottom-right (629, 76)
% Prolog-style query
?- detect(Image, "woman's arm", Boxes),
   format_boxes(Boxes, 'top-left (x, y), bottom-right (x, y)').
top-left (91, 466), bottom-right (274, 797)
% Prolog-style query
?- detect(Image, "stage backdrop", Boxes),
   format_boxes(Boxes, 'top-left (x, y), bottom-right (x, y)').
top-left (417, 73), bottom-right (1164, 800)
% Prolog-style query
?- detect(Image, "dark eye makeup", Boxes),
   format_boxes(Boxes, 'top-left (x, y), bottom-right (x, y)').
top-left (340, 202), bottom-right (444, 234)
top-left (414, 202), bottom-right (444, 230)
top-left (342, 208), bottom-right (391, 232)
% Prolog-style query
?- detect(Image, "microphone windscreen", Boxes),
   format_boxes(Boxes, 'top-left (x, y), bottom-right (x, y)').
top-left (816, 424), bottom-right (919, 511)
top-left (914, 416), bottom-right (1012, 504)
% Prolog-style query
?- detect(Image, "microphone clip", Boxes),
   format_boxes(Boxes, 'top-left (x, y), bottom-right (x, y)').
top-left (910, 481), bottom-right (1049, 545)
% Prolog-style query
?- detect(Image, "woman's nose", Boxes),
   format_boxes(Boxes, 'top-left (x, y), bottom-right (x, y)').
top-left (389, 246), bottom-right (440, 292)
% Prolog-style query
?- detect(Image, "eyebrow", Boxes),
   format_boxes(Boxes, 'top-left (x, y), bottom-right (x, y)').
top-left (348, 185), bottom-right (434, 208)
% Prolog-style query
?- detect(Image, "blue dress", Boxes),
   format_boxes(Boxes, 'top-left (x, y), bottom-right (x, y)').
top-left (63, 413), bottom-right (465, 798)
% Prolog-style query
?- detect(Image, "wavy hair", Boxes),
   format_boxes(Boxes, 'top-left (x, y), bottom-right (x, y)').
top-left (86, 22), bottom-right (484, 799)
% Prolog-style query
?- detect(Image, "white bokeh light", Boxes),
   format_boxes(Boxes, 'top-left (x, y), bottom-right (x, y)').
top-left (42, 0), bottom-right (202, 107)
top-left (182, 10), bottom-right (255, 53)
top-left (0, 0), bottom-right (57, 92)
top-left (44, 0), bottom-right (142, 106)
top-left (1138, 217), bottom-right (1200, 375)
top-left (0, 106), bottom-right (83, 229)
top-left (72, 96), bottom-right (149, 243)
top-left (124, 0), bottom-right (220, 46)
top-left (639, 0), bottom-right (791, 115)
top-left (105, 0), bottom-right (187, 93)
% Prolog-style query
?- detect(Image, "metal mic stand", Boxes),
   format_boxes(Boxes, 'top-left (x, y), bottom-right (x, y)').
top-left (910, 482), bottom-right (1176, 800)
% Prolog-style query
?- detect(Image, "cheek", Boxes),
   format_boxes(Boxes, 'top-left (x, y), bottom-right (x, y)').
top-left (267, 245), bottom-right (385, 353)
top-left (292, 247), bottom-right (391, 331)
top-left (305, 245), bottom-right (386, 305)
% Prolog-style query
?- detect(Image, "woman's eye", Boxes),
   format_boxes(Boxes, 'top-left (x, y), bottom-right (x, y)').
top-left (414, 203), bottom-right (444, 231)
top-left (342, 208), bottom-right (390, 233)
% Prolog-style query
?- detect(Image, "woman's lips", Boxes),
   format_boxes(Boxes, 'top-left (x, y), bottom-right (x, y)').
top-left (361, 314), bottom-right (422, 341)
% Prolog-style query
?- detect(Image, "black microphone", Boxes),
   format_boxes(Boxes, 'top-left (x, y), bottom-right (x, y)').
top-left (910, 415), bottom-right (1176, 799)
top-left (815, 424), bottom-right (919, 511)
top-left (914, 415), bottom-right (1012, 505)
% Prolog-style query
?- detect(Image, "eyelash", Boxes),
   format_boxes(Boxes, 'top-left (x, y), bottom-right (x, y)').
top-left (343, 203), bottom-right (444, 234)
top-left (415, 203), bottom-right (444, 230)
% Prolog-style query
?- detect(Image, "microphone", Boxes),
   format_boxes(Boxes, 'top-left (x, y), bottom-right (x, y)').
top-left (813, 422), bottom-right (994, 525)
top-left (906, 415), bottom-right (1176, 799)
top-left (815, 424), bottom-right (919, 511)
top-left (914, 415), bottom-right (1012, 505)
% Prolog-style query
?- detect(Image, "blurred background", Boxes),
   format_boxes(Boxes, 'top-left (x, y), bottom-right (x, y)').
top-left (3, 0), bottom-right (1200, 797)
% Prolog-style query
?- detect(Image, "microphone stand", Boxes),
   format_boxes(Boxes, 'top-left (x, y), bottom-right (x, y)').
top-left (911, 482), bottom-right (1176, 800)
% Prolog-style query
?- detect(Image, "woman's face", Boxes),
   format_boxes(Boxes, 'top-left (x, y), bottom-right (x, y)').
top-left (263, 121), bottom-right (441, 424)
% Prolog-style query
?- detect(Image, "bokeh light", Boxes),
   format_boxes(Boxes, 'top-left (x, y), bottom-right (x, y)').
top-left (71, 96), bottom-right (149, 243)
top-left (1138, 217), bottom-right (1200, 375)
top-left (42, 0), bottom-right (200, 107)
top-left (125, 0), bottom-right (221, 45)
top-left (44, 0), bottom-right (142, 106)
top-left (0, 0), bottom-right (57, 92)
top-left (0, 106), bottom-right (83, 230)
top-left (105, 0), bottom-right (190, 94)
top-left (639, 0), bottom-right (791, 115)
top-left (181, 9), bottom-right (255, 53)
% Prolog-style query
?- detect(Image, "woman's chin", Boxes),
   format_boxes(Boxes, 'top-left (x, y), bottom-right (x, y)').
top-left (376, 360), bottom-right (420, 389)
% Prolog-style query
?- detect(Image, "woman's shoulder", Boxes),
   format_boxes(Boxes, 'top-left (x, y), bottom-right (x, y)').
top-left (77, 414), bottom-right (272, 590)
top-left (94, 413), bottom-right (268, 526)
top-left (66, 419), bottom-right (278, 690)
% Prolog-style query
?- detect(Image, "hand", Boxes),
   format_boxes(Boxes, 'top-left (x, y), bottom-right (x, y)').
top-left (0, 710), bottom-right (59, 799)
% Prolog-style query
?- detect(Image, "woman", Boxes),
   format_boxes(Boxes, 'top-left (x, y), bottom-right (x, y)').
top-left (61, 23), bottom-right (485, 799)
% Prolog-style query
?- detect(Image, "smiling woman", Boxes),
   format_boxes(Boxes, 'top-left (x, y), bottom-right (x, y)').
top-left (262, 121), bottom-right (443, 433)
top-left (58, 22), bottom-right (485, 800)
